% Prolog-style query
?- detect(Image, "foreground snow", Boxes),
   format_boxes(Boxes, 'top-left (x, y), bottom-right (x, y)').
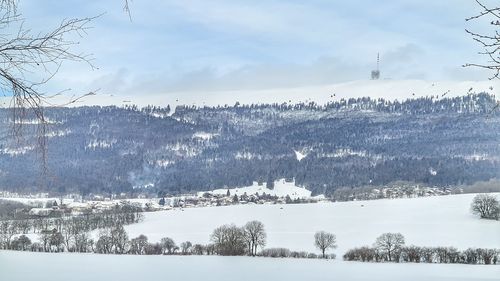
top-left (125, 193), bottom-right (500, 254)
top-left (1, 251), bottom-right (498, 281)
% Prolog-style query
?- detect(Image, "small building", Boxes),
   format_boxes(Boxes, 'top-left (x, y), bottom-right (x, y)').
top-left (28, 208), bottom-right (53, 217)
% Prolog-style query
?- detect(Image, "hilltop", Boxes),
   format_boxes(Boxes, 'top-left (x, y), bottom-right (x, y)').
top-left (0, 86), bottom-right (498, 196)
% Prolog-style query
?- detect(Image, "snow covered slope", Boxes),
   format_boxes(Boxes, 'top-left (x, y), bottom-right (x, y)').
top-left (197, 179), bottom-right (312, 199)
top-left (11, 79), bottom-right (498, 108)
top-left (125, 193), bottom-right (500, 254)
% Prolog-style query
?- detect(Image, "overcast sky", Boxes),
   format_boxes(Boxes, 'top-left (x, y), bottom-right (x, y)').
top-left (16, 0), bottom-right (498, 98)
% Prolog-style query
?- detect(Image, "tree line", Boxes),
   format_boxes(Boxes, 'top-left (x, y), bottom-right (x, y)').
top-left (0, 208), bottom-right (143, 251)
top-left (344, 233), bottom-right (499, 265)
top-left (2, 218), bottom-right (498, 265)
top-left (1, 219), bottom-right (337, 259)
top-left (93, 221), bottom-right (337, 259)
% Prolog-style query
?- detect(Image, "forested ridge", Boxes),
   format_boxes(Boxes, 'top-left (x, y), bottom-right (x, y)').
top-left (0, 93), bottom-right (498, 196)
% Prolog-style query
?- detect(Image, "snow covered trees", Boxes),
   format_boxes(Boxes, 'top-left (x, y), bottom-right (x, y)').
top-left (243, 220), bottom-right (267, 256)
top-left (471, 194), bottom-right (500, 220)
top-left (10, 235), bottom-right (31, 251)
top-left (210, 224), bottom-right (247, 256)
top-left (210, 221), bottom-right (268, 256)
top-left (344, 245), bottom-right (500, 265)
top-left (111, 225), bottom-right (129, 254)
top-left (374, 233), bottom-right (405, 262)
top-left (180, 241), bottom-right (193, 255)
top-left (343, 231), bottom-right (500, 265)
top-left (314, 231), bottom-right (337, 258)
top-left (130, 235), bottom-right (148, 255)
top-left (93, 225), bottom-right (129, 254)
top-left (95, 229), bottom-right (113, 254)
top-left (160, 237), bottom-right (177, 254)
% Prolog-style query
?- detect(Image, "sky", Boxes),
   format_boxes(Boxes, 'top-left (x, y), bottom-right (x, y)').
top-left (13, 0), bottom-right (499, 100)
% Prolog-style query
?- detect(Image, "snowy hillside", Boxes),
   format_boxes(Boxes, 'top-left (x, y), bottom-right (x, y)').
top-left (1, 91), bottom-right (499, 196)
top-left (197, 179), bottom-right (313, 199)
top-left (13, 79), bottom-right (499, 108)
top-left (124, 193), bottom-right (500, 254)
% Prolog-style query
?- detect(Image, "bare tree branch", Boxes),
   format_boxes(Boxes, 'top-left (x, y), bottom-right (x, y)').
top-left (124, 0), bottom-right (132, 22)
top-left (0, 0), bottom-right (16, 16)
top-left (464, 0), bottom-right (500, 80)
top-left (0, 6), bottom-right (99, 170)
top-left (0, 1), bottom-right (130, 175)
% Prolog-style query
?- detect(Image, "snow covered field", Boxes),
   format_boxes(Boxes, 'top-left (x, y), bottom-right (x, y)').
top-left (1, 193), bottom-right (499, 281)
top-left (125, 193), bottom-right (500, 254)
top-left (1, 251), bottom-right (498, 281)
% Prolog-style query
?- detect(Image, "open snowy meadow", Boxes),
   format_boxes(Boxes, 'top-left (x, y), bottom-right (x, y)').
top-left (124, 193), bottom-right (500, 254)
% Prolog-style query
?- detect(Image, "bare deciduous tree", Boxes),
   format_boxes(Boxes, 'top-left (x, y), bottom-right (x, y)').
top-left (110, 224), bottom-right (128, 254)
top-left (243, 220), bottom-right (266, 256)
top-left (210, 224), bottom-right (246, 256)
top-left (0, 0), bottom-right (131, 169)
top-left (95, 228), bottom-right (113, 254)
top-left (374, 233), bottom-right (405, 262)
top-left (180, 241), bottom-right (192, 255)
top-left (130, 234), bottom-right (148, 255)
top-left (160, 237), bottom-right (176, 255)
top-left (314, 230), bottom-right (337, 258)
top-left (471, 194), bottom-right (500, 220)
top-left (192, 244), bottom-right (205, 255)
top-left (0, 2), bottom-right (99, 169)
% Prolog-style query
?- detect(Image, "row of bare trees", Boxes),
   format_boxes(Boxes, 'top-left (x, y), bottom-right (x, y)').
top-left (5, 221), bottom-right (498, 265)
top-left (0, 209), bottom-right (143, 250)
top-left (2, 219), bottom-right (339, 259)
top-left (345, 245), bottom-right (499, 265)
top-left (91, 222), bottom-right (267, 257)
top-left (208, 222), bottom-right (337, 259)
top-left (344, 233), bottom-right (499, 265)
top-left (258, 248), bottom-right (329, 259)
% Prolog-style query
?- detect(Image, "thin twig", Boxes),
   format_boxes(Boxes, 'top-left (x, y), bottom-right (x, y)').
top-left (464, 1), bottom-right (500, 80)
top-left (0, 8), bottom-right (100, 170)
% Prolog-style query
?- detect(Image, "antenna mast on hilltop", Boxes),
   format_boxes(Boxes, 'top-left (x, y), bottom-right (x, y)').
top-left (371, 53), bottom-right (380, 80)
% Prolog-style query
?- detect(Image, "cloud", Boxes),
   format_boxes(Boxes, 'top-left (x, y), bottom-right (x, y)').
top-left (379, 44), bottom-right (428, 80)
top-left (11, 0), bottom-right (494, 100)
top-left (89, 68), bottom-right (130, 92)
top-left (89, 56), bottom-right (366, 95)
top-left (383, 44), bottom-right (425, 65)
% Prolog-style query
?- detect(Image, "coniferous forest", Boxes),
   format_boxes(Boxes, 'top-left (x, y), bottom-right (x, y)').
top-left (0, 93), bottom-right (498, 197)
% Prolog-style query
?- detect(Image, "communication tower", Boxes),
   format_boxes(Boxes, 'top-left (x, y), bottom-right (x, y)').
top-left (371, 53), bottom-right (380, 80)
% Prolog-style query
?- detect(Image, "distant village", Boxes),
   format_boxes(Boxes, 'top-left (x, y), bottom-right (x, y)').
top-left (0, 183), bottom-right (458, 218)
